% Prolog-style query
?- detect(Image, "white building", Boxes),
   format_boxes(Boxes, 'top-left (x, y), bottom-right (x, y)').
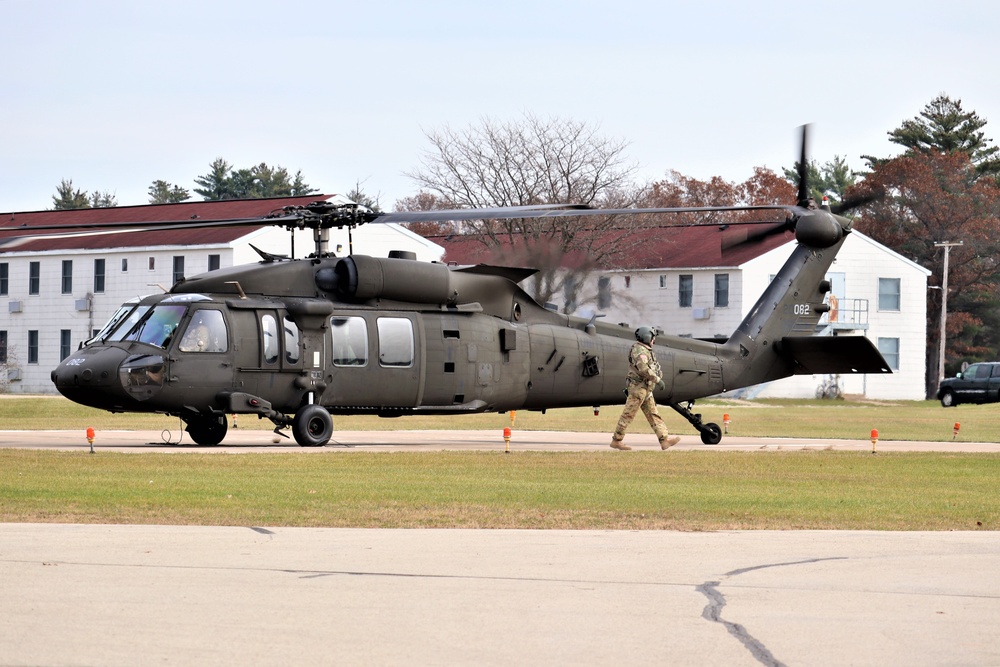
top-left (436, 224), bottom-right (930, 400)
top-left (0, 195), bottom-right (444, 393)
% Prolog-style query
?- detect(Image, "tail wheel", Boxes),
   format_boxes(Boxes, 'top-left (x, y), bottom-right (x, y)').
top-left (185, 415), bottom-right (228, 445)
top-left (292, 404), bottom-right (333, 447)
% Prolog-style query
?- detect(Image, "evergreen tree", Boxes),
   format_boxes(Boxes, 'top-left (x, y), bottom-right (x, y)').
top-left (51, 179), bottom-right (91, 210)
top-left (148, 180), bottom-right (191, 204)
top-left (865, 94), bottom-right (1000, 178)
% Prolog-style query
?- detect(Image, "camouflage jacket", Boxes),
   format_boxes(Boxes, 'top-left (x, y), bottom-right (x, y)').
top-left (626, 341), bottom-right (662, 387)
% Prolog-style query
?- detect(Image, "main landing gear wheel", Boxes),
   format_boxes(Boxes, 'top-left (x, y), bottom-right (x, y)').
top-left (700, 423), bottom-right (723, 445)
top-left (185, 415), bottom-right (228, 445)
top-left (292, 404), bottom-right (333, 447)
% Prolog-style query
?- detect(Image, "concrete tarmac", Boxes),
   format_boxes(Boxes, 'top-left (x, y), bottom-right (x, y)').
top-left (3, 430), bottom-right (1000, 666)
top-left (2, 525), bottom-right (999, 666)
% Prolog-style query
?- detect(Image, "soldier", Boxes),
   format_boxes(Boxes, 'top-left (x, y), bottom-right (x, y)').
top-left (610, 326), bottom-right (681, 451)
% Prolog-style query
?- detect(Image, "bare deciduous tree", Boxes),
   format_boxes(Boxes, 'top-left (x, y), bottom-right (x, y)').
top-left (404, 114), bottom-right (648, 308)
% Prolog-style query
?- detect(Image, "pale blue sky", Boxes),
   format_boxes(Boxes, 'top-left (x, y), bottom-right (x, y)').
top-left (2, 0), bottom-right (998, 212)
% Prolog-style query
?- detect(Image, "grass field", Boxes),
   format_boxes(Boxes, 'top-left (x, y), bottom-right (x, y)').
top-left (2, 449), bottom-right (997, 530)
top-left (2, 395), bottom-right (998, 530)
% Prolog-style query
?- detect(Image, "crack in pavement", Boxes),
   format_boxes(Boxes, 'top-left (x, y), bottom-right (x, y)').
top-left (697, 557), bottom-right (847, 667)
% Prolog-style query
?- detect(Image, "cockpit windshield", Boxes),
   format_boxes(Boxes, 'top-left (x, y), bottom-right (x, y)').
top-left (111, 304), bottom-right (187, 348)
top-left (87, 302), bottom-right (139, 345)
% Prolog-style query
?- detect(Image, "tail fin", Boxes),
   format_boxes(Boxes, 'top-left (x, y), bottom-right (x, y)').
top-left (722, 210), bottom-right (891, 388)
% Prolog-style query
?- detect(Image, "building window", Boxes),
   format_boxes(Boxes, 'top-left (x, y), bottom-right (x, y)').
top-left (172, 256), bottom-right (185, 283)
top-left (714, 274), bottom-right (730, 308)
top-left (94, 259), bottom-right (106, 293)
top-left (878, 337), bottom-right (900, 370)
top-left (29, 261), bottom-right (40, 295)
top-left (0, 330), bottom-right (7, 363)
top-left (658, 275), bottom-right (667, 289)
top-left (597, 276), bottom-right (611, 309)
top-left (60, 330), bottom-right (72, 361)
top-left (148, 257), bottom-right (155, 271)
top-left (208, 254), bottom-right (221, 271)
top-left (122, 258), bottom-right (129, 272)
top-left (0, 262), bottom-right (7, 296)
top-left (624, 276), bottom-right (631, 289)
top-left (679, 274), bottom-right (693, 308)
top-left (878, 277), bottom-right (901, 311)
top-left (27, 330), bottom-right (39, 364)
top-left (61, 260), bottom-right (73, 294)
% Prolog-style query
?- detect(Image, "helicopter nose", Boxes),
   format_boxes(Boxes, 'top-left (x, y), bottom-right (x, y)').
top-left (51, 346), bottom-right (132, 409)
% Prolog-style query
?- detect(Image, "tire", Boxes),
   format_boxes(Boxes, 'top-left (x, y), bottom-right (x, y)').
top-left (292, 404), bottom-right (333, 447)
top-left (940, 390), bottom-right (956, 408)
top-left (700, 423), bottom-right (723, 445)
top-left (185, 415), bottom-right (228, 445)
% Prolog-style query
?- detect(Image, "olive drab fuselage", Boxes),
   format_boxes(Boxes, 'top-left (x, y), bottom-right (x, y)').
top-left (51, 206), bottom-right (892, 446)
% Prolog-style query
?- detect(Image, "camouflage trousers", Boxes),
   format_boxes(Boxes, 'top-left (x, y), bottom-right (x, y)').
top-left (612, 382), bottom-right (670, 444)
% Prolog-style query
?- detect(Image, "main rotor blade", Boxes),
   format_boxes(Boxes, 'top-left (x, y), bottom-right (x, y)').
top-left (0, 215), bottom-right (302, 249)
top-left (371, 203), bottom-right (806, 224)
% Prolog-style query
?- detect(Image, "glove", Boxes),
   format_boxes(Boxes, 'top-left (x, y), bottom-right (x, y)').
top-left (655, 380), bottom-right (666, 392)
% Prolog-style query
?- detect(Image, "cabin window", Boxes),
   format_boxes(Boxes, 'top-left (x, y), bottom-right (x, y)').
top-left (331, 316), bottom-right (368, 366)
top-left (179, 310), bottom-right (228, 353)
top-left (283, 317), bottom-right (300, 364)
top-left (878, 277), bottom-right (900, 311)
top-left (377, 317), bottom-right (414, 368)
top-left (877, 337), bottom-right (900, 371)
top-left (261, 314), bottom-right (279, 364)
top-left (679, 275), bottom-right (693, 308)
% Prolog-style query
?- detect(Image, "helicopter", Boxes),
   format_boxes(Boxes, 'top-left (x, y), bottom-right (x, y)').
top-left (9, 129), bottom-right (890, 447)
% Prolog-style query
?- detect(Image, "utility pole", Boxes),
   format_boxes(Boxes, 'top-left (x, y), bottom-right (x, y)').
top-left (934, 241), bottom-right (963, 386)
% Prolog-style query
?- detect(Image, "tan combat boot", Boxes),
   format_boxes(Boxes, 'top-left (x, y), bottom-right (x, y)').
top-left (610, 439), bottom-right (631, 451)
top-left (660, 436), bottom-right (681, 450)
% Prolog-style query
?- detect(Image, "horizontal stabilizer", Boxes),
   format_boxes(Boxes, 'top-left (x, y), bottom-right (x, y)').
top-left (777, 336), bottom-right (892, 375)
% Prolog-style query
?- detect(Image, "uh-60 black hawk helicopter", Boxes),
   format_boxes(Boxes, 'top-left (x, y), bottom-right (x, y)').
top-left (18, 129), bottom-right (890, 447)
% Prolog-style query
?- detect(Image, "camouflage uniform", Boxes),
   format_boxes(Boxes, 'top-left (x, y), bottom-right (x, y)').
top-left (610, 341), bottom-right (677, 450)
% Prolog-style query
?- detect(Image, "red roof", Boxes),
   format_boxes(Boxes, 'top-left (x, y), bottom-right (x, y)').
top-left (430, 223), bottom-right (795, 271)
top-left (0, 195), bottom-right (333, 253)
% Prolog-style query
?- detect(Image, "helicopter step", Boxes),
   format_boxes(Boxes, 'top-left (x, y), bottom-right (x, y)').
top-left (668, 401), bottom-right (723, 445)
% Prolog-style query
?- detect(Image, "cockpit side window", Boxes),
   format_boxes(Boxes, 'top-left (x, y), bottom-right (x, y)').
top-left (179, 310), bottom-right (229, 353)
top-left (262, 314), bottom-right (279, 364)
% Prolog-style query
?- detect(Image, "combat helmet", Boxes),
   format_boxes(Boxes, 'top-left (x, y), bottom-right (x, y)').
top-left (634, 326), bottom-right (656, 345)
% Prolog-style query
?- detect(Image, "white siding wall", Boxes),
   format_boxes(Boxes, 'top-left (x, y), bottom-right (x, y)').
top-left (1, 223), bottom-right (443, 393)
top-left (568, 233), bottom-right (929, 400)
